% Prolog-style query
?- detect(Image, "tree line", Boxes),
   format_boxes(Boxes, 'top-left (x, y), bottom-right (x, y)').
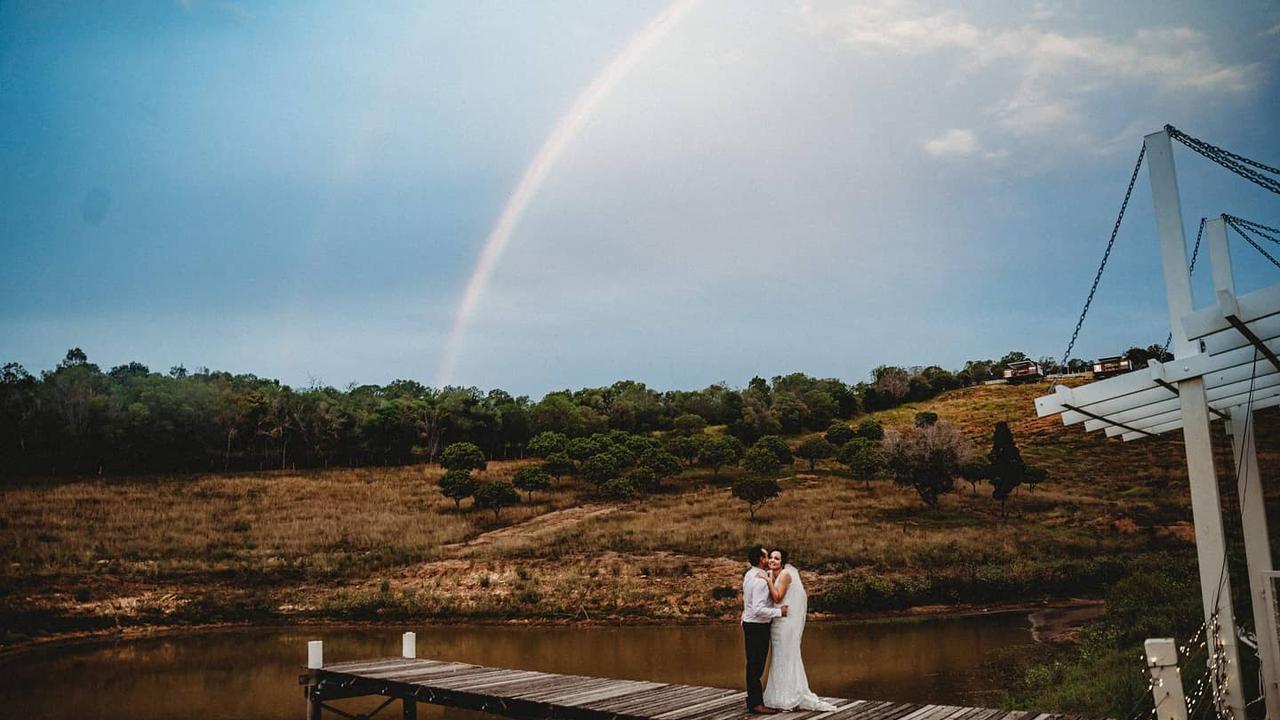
top-left (0, 346), bottom-right (1097, 479)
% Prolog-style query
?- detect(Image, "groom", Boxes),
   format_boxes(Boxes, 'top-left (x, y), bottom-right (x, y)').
top-left (742, 546), bottom-right (787, 714)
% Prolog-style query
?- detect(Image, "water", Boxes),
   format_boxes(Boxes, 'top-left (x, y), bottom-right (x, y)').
top-left (0, 615), bottom-right (1031, 719)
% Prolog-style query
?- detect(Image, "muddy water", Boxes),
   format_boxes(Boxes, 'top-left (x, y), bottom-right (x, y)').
top-left (0, 614), bottom-right (1031, 719)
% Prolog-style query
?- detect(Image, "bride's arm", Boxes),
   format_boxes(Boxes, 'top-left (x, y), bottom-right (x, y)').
top-left (766, 570), bottom-right (791, 603)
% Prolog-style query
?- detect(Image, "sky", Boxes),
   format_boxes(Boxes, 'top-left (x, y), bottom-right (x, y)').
top-left (2, 0), bottom-right (1278, 397)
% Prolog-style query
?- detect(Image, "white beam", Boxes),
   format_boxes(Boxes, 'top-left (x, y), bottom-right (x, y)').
top-left (1208, 216), bottom-right (1280, 719)
top-left (1184, 283), bottom-right (1280, 342)
top-left (1147, 128), bottom-right (1245, 719)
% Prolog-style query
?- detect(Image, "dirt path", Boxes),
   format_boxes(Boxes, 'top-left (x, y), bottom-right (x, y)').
top-left (444, 505), bottom-right (617, 551)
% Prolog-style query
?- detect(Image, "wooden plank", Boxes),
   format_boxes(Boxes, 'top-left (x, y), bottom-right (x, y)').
top-left (558, 682), bottom-right (667, 710)
top-left (584, 684), bottom-right (685, 712)
top-left (517, 677), bottom-right (624, 702)
top-left (650, 690), bottom-right (744, 720)
top-left (637, 686), bottom-right (732, 716)
top-left (501, 675), bottom-right (605, 700)
top-left (364, 662), bottom-right (483, 682)
top-left (323, 658), bottom-right (425, 675)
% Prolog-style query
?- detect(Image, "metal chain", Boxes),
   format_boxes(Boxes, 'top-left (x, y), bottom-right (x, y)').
top-left (1163, 217), bottom-right (1207, 354)
top-left (1226, 215), bottom-right (1280, 244)
top-left (1225, 217), bottom-right (1280, 270)
top-left (1060, 144), bottom-right (1146, 369)
top-left (1166, 125), bottom-right (1280, 196)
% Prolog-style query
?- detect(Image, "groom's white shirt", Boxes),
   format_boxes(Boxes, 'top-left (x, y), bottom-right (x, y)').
top-left (742, 567), bottom-right (781, 623)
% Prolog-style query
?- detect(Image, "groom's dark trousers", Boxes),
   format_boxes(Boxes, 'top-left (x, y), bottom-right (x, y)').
top-left (743, 621), bottom-right (771, 710)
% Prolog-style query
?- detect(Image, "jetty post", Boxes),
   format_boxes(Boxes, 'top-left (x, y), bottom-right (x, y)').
top-left (1145, 638), bottom-right (1188, 720)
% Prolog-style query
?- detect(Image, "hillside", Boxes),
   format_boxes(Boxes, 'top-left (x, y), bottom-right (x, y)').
top-left (2, 380), bottom-right (1276, 644)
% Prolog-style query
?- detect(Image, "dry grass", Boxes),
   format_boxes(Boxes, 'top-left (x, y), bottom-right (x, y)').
top-left (0, 462), bottom-right (578, 582)
top-left (4, 381), bottom-right (1277, 635)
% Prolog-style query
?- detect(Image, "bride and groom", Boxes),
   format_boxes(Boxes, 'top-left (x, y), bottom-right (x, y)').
top-left (742, 546), bottom-right (837, 714)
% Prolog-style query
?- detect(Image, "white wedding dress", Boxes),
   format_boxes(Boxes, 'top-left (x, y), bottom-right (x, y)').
top-left (762, 565), bottom-right (837, 712)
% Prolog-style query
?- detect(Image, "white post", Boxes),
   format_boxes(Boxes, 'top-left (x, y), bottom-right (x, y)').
top-left (307, 640), bottom-right (324, 669)
top-left (1146, 638), bottom-right (1189, 720)
top-left (1207, 216), bottom-right (1280, 715)
top-left (1146, 130), bottom-right (1246, 720)
top-left (402, 631), bottom-right (417, 659)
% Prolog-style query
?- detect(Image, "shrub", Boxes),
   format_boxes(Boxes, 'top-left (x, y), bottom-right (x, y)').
top-left (582, 453), bottom-right (622, 484)
top-left (623, 466), bottom-right (660, 493)
top-left (637, 448), bottom-right (682, 479)
top-left (699, 436), bottom-right (743, 476)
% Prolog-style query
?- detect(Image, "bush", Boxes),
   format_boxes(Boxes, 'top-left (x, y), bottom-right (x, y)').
top-left (637, 448), bottom-right (682, 479)
top-left (582, 453), bottom-right (622, 484)
top-left (742, 446), bottom-right (782, 476)
top-left (699, 436), bottom-right (744, 475)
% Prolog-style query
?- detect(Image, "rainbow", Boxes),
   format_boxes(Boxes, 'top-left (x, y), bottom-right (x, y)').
top-left (434, 0), bottom-right (701, 387)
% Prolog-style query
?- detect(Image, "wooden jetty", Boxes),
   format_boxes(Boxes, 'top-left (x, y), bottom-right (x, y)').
top-left (300, 637), bottom-right (1098, 720)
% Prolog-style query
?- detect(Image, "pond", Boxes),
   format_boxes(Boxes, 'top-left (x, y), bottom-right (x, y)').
top-left (0, 614), bottom-right (1031, 719)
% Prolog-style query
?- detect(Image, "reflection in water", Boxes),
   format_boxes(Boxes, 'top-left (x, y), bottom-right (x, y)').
top-left (0, 615), bottom-right (1029, 719)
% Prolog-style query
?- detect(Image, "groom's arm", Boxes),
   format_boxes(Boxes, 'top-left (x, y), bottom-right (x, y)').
top-left (746, 577), bottom-right (783, 620)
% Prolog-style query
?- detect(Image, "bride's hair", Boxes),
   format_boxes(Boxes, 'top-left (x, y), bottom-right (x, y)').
top-left (773, 548), bottom-right (789, 566)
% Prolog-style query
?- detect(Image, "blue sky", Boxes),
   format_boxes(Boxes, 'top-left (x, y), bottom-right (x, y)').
top-left (2, 1), bottom-right (1278, 396)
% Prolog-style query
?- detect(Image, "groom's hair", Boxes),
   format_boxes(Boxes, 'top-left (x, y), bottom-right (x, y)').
top-left (747, 546), bottom-right (766, 566)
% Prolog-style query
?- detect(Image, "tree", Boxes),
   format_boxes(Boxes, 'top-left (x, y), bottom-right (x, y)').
top-left (855, 419), bottom-right (884, 441)
top-left (838, 437), bottom-right (885, 489)
top-left (883, 421), bottom-right (967, 508)
top-left (528, 431), bottom-right (567, 458)
top-left (824, 422), bottom-right (854, 447)
top-left (623, 466), bottom-right (660, 493)
top-left (987, 421), bottom-right (1044, 520)
top-left (700, 436), bottom-right (744, 476)
top-left (542, 452), bottom-right (574, 481)
top-left (666, 434), bottom-right (707, 466)
top-left (753, 435), bottom-right (793, 466)
top-left (637, 447), bottom-right (682, 479)
top-left (913, 411), bottom-right (938, 427)
top-left (441, 442), bottom-right (487, 471)
top-left (472, 480), bottom-right (520, 519)
top-left (958, 460), bottom-right (989, 495)
top-left (439, 469), bottom-right (475, 509)
top-left (566, 437), bottom-right (602, 461)
top-left (599, 476), bottom-right (638, 503)
top-left (582, 452), bottom-right (622, 484)
top-left (742, 445), bottom-right (783, 476)
top-left (732, 477), bottom-right (781, 520)
top-left (794, 436), bottom-right (836, 471)
top-left (672, 413), bottom-right (708, 436)
top-left (513, 466), bottom-right (551, 501)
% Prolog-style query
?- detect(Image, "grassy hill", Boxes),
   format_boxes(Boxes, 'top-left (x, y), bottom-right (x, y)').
top-left (2, 380), bottom-right (1275, 640)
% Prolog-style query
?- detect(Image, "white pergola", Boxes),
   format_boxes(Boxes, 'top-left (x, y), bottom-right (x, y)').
top-left (1036, 131), bottom-right (1279, 720)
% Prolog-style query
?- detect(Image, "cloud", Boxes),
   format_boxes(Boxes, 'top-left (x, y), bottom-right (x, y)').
top-left (799, 0), bottom-right (1261, 150)
top-left (923, 128), bottom-right (979, 157)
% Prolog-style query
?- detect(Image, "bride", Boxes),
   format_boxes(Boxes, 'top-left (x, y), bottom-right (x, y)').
top-left (761, 550), bottom-right (837, 712)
